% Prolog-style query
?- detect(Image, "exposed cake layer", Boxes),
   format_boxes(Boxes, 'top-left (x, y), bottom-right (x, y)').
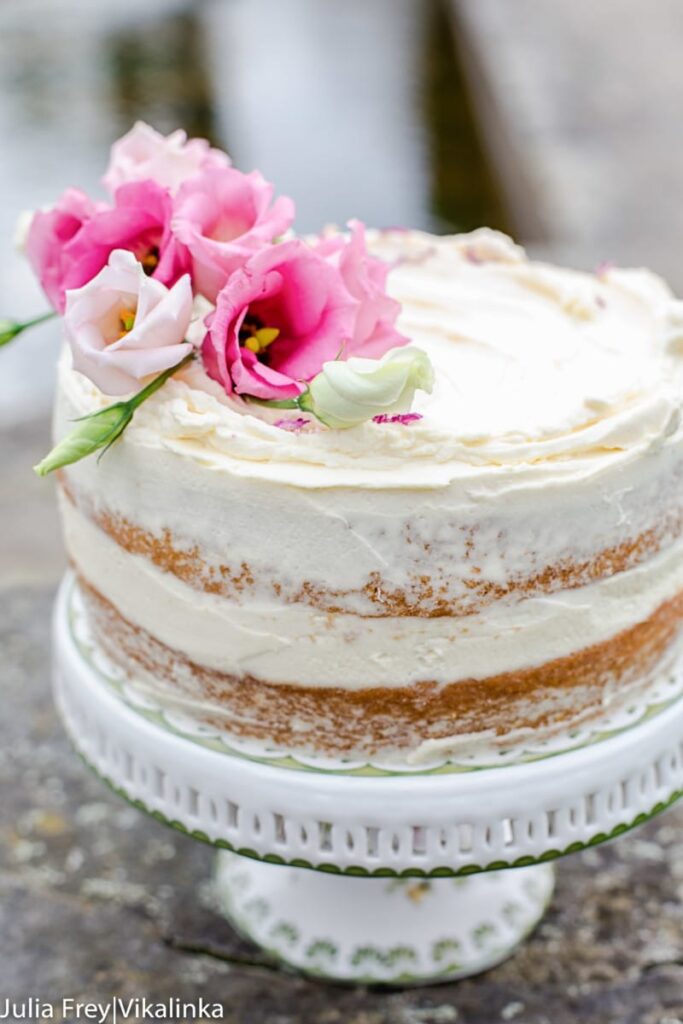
top-left (77, 574), bottom-right (683, 762)
top-left (61, 491), bottom-right (683, 691)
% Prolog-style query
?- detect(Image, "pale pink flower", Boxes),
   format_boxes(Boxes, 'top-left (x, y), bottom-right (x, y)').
top-left (172, 168), bottom-right (295, 301)
top-left (103, 121), bottom-right (231, 195)
top-left (65, 249), bottom-right (194, 395)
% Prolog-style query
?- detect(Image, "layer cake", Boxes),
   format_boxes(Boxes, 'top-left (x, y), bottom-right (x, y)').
top-left (54, 228), bottom-right (683, 763)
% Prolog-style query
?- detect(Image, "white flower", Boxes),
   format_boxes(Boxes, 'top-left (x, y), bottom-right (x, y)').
top-left (65, 249), bottom-right (194, 395)
top-left (302, 346), bottom-right (434, 428)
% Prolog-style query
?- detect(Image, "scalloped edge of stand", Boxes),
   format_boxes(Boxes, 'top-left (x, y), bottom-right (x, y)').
top-left (75, 750), bottom-right (683, 877)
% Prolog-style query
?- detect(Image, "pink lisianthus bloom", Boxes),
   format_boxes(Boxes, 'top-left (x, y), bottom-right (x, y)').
top-left (315, 220), bottom-right (407, 357)
top-left (25, 188), bottom-right (106, 313)
top-left (65, 249), bottom-right (194, 396)
top-left (70, 179), bottom-right (191, 289)
top-left (103, 121), bottom-right (231, 195)
top-left (201, 239), bottom-right (358, 400)
top-left (28, 180), bottom-right (191, 313)
top-left (172, 168), bottom-right (296, 302)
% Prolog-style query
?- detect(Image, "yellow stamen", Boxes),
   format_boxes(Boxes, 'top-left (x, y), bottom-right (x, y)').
top-left (117, 307), bottom-right (136, 340)
top-left (242, 326), bottom-right (280, 354)
top-left (140, 247), bottom-right (160, 275)
top-left (254, 327), bottom-right (280, 348)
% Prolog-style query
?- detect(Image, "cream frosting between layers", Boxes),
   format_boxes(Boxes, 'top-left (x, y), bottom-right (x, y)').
top-left (61, 495), bottom-right (683, 690)
top-left (56, 228), bottom-right (683, 491)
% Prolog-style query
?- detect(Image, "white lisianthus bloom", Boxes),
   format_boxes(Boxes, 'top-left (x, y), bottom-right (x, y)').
top-left (302, 346), bottom-right (434, 429)
top-left (65, 249), bottom-right (194, 396)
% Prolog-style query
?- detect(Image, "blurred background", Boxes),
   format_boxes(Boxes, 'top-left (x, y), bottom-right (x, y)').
top-left (4, 3), bottom-right (683, 1017)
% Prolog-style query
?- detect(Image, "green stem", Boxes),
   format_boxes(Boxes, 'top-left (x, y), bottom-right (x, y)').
top-left (247, 395), bottom-right (303, 410)
top-left (22, 310), bottom-right (57, 330)
top-left (246, 388), bottom-right (326, 424)
top-left (0, 310), bottom-right (57, 347)
top-left (128, 351), bottom-right (196, 410)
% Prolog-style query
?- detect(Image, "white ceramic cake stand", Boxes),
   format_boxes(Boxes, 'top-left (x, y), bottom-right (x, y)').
top-left (52, 575), bottom-right (683, 985)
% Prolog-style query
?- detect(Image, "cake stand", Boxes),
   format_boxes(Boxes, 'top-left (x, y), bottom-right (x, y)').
top-left (52, 574), bottom-right (683, 985)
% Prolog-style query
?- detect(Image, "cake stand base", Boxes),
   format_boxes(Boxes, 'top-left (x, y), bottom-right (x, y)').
top-left (214, 852), bottom-right (554, 984)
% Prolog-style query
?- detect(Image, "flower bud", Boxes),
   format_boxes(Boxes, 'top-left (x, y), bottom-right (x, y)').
top-left (34, 403), bottom-right (132, 476)
top-left (0, 320), bottom-right (21, 347)
top-left (0, 311), bottom-right (55, 347)
top-left (301, 346), bottom-right (434, 429)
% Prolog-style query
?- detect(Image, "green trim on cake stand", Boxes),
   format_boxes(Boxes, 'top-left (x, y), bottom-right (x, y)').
top-left (74, 749), bottom-right (683, 877)
top-left (213, 852), bottom-right (556, 984)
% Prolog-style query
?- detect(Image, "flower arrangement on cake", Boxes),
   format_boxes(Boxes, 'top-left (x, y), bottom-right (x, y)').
top-left (3, 121), bottom-right (433, 475)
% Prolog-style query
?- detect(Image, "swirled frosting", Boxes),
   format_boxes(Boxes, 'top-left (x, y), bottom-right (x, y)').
top-left (59, 228), bottom-right (683, 489)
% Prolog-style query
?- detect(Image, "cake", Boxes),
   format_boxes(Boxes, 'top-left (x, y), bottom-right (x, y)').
top-left (53, 227), bottom-right (683, 764)
top-left (16, 124), bottom-right (683, 765)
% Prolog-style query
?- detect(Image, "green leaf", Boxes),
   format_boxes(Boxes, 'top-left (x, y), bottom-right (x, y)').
top-left (34, 350), bottom-right (195, 476)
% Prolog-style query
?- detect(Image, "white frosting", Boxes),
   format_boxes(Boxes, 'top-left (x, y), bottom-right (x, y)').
top-left (57, 228), bottom-right (683, 491)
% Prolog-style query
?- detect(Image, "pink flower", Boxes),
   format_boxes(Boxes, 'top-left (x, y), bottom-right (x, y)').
top-left (103, 121), bottom-right (231, 195)
top-left (70, 179), bottom-right (191, 289)
top-left (26, 189), bottom-right (105, 312)
top-left (201, 239), bottom-right (357, 400)
top-left (65, 249), bottom-right (194, 395)
top-left (315, 220), bottom-right (407, 357)
top-left (172, 168), bottom-right (295, 301)
top-left (28, 180), bottom-right (192, 313)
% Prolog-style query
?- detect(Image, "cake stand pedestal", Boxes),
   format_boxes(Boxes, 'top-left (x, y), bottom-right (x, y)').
top-left (53, 576), bottom-right (683, 985)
